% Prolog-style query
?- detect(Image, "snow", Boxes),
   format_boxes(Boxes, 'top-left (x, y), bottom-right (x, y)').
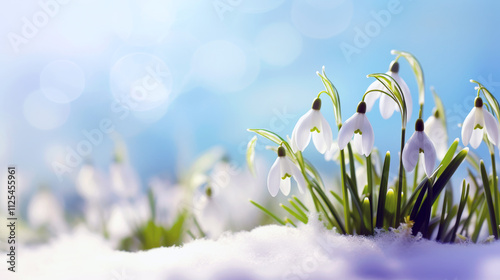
top-left (3, 220), bottom-right (500, 280)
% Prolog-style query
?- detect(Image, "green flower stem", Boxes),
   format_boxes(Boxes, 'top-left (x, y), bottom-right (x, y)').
top-left (295, 151), bottom-right (340, 230)
top-left (339, 147), bottom-right (351, 234)
top-left (491, 152), bottom-right (499, 226)
top-left (366, 154), bottom-right (374, 231)
top-left (347, 143), bottom-right (358, 193)
top-left (395, 128), bottom-right (406, 227)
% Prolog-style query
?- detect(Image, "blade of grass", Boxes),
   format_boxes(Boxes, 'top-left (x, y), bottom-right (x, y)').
top-left (311, 182), bottom-right (346, 234)
top-left (480, 160), bottom-right (498, 239)
top-left (449, 181), bottom-right (469, 243)
top-left (280, 204), bottom-right (308, 224)
top-left (292, 195), bottom-right (309, 212)
top-left (376, 152), bottom-right (391, 228)
top-left (250, 200), bottom-right (286, 226)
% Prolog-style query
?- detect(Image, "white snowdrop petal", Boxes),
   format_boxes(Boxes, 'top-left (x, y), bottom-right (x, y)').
top-left (324, 142), bottom-right (339, 162)
top-left (319, 112), bottom-right (334, 151)
top-left (287, 158), bottom-right (306, 194)
top-left (402, 133), bottom-right (419, 172)
top-left (424, 116), bottom-right (448, 159)
top-left (267, 158), bottom-right (281, 197)
top-left (422, 133), bottom-right (437, 177)
top-left (483, 109), bottom-right (499, 145)
top-left (475, 108), bottom-right (485, 128)
top-left (312, 130), bottom-right (327, 154)
top-left (292, 110), bottom-right (313, 151)
top-left (361, 115), bottom-right (374, 156)
top-left (470, 128), bottom-right (484, 149)
top-left (379, 93), bottom-right (396, 119)
top-left (352, 133), bottom-right (363, 155)
top-left (337, 113), bottom-right (359, 150)
top-left (461, 108), bottom-right (476, 147)
top-left (280, 177), bottom-right (291, 196)
top-left (310, 110), bottom-right (322, 130)
top-left (364, 88), bottom-right (381, 112)
top-left (279, 157), bottom-right (292, 177)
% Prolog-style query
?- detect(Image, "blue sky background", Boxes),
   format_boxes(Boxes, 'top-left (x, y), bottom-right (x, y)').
top-left (1, 0), bottom-right (500, 196)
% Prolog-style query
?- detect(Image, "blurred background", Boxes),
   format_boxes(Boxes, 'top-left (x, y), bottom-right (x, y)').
top-left (1, 0), bottom-right (499, 247)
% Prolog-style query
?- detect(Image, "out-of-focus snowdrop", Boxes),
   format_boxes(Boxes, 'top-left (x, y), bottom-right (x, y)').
top-left (324, 141), bottom-right (341, 162)
top-left (110, 161), bottom-right (141, 199)
top-left (27, 189), bottom-right (66, 233)
top-left (107, 199), bottom-right (149, 245)
top-left (149, 178), bottom-right (190, 225)
top-left (193, 157), bottom-right (270, 238)
top-left (76, 164), bottom-right (109, 203)
top-left (424, 109), bottom-right (448, 160)
top-left (76, 164), bottom-right (111, 232)
top-left (193, 184), bottom-right (228, 238)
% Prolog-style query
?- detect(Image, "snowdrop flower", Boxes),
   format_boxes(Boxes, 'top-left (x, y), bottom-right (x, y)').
top-left (110, 162), bottom-right (141, 199)
top-left (337, 101), bottom-right (374, 157)
top-left (461, 97), bottom-right (499, 149)
top-left (365, 61), bottom-right (412, 120)
top-left (324, 141), bottom-right (341, 162)
top-left (402, 119), bottom-right (437, 177)
top-left (267, 147), bottom-right (306, 197)
top-left (291, 98), bottom-right (333, 154)
top-left (424, 109), bottom-right (448, 159)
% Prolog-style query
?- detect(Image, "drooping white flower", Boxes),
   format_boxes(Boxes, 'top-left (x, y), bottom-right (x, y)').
top-left (365, 61), bottom-right (412, 120)
top-left (267, 147), bottom-right (306, 197)
top-left (424, 109), bottom-right (448, 160)
top-left (291, 98), bottom-right (333, 154)
top-left (110, 162), bottom-right (141, 199)
top-left (461, 96), bottom-right (499, 149)
top-left (324, 141), bottom-right (341, 162)
top-left (402, 119), bottom-right (437, 177)
top-left (337, 101), bottom-right (374, 157)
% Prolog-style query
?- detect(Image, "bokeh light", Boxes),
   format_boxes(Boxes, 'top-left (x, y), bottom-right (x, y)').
top-left (40, 60), bottom-right (85, 103)
top-left (23, 90), bottom-right (71, 130)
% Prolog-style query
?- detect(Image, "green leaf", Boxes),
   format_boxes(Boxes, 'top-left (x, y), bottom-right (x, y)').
top-left (292, 195), bottom-right (309, 212)
top-left (449, 181), bottom-right (469, 243)
top-left (345, 175), bottom-right (366, 233)
top-left (392, 50), bottom-right (425, 106)
top-left (471, 80), bottom-right (500, 122)
top-left (362, 197), bottom-right (372, 233)
top-left (431, 148), bottom-right (468, 205)
top-left (247, 129), bottom-right (285, 146)
top-left (250, 200), bottom-right (286, 226)
top-left (281, 203), bottom-right (308, 224)
top-left (148, 188), bottom-right (156, 221)
top-left (480, 160), bottom-right (498, 239)
top-left (317, 67), bottom-right (342, 126)
top-left (289, 199), bottom-right (309, 219)
top-left (436, 138), bottom-right (459, 178)
top-left (376, 152), bottom-right (390, 228)
top-left (367, 73), bottom-right (408, 127)
top-left (402, 177), bottom-right (428, 218)
top-left (311, 182), bottom-right (346, 234)
top-left (246, 136), bottom-right (258, 176)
